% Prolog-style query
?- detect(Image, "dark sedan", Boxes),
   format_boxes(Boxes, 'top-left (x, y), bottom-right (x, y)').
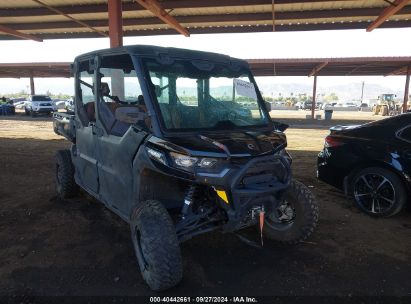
top-left (317, 114), bottom-right (411, 217)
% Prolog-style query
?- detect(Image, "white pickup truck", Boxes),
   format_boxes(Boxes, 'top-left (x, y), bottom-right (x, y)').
top-left (24, 95), bottom-right (57, 117)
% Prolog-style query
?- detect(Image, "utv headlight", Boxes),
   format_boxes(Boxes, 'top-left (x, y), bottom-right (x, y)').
top-left (146, 147), bottom-right (167, 165)
top-left (169, 152), bottom-right (217, 171)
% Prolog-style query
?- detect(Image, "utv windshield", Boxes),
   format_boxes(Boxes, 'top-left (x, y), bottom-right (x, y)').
top-left (142, 58), bottom-right (270, 131)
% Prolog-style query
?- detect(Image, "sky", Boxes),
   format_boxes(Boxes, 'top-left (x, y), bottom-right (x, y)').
top-left (1, 28), bottom-right (411, 97)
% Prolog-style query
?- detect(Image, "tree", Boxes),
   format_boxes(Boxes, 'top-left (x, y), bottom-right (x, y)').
top-left (324, 92), bottom-right (339, 102)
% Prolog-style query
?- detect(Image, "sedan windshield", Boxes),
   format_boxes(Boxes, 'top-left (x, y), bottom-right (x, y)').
top-left (142, 58), bottom-right (270, 131)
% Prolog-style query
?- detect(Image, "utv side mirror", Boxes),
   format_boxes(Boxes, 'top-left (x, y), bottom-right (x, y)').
top-left (276, 123), bottom-right (289, 132)
top-left (265, 101), bottom-right (272, 112)
top-left (154, 85), bottom-right (162, 98)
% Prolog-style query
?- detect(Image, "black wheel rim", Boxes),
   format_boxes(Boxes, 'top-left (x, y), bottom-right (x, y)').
top-left (265, 200), bottom-right (295, 231)
top-left (354, 173), bottom-right (395, 214)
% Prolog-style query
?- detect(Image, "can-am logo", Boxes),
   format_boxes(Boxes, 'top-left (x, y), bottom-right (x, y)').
top-left (247, 143), bottom-right (256, 150)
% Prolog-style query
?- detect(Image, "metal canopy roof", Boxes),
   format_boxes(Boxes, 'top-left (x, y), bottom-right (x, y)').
top-left (0, 62), bottom-right (71, 78)
top-left (0, 0), bottom-right (411, 41)
top-left (248, 57), bottom-right (411, 76)
top-left (0, 57), bottom-right (410, 78)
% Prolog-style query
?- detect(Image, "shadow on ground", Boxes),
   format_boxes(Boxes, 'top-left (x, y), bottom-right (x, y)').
top-left (1, 113), bottom-right (54, 123)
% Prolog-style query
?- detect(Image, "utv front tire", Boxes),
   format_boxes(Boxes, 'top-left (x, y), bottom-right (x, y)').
top-left (130, 200), bottom-right (182, 291)
top-left (264, 180), bottom-right (318, 244)
top-left (56, 150), bottom-right (78, 198)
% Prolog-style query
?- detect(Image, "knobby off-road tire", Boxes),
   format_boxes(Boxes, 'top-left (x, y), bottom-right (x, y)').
top-left (264, 180), bottom-right (319, 245)
top-left (55, 149), bottom-right (78, 199)
top-left (130, 200), bottom-right (183, 291)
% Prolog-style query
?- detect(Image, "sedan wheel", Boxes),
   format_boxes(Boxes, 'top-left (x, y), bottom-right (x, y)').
top-left (352, 167), bottom-right (406, 217)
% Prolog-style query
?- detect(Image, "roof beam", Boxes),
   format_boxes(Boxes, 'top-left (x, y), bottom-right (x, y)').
top-left (0, 1), bottom-right (350, 17)
top-left (0, 0), bottom-right (352, 18)
top-left (0, 0), bottom-right (411, 22)
top-left (9, 6), bottom-right (411, 31)
top-left (367, 0), bottom-right (411, 32)
top-left (0, 24), bottom-right (42, 42)
top-left (0, 69), bottom-right (25, 78)
top-left (135, 0), bottom-right (189, 37)
top-left (31, 0), bottom-right (108, 37)
top-left (3, 20), bottom-right (411, 41)
top-left (309, 62), bottom-right (328, 77)
top-left (384, 65), bottom-right (411, 76)
top-left (0, 0), bottom-right (381, 18)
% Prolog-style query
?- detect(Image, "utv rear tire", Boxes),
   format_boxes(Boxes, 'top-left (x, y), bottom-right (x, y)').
top-left (130, 200), bottom-right (182, 291)
top-left (264, 180), bottom-right (318, 244)
top-left (56, 150), bottom-right (78, 199)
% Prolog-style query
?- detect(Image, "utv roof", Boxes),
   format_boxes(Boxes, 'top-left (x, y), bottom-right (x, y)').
top-left (75, 45), bottom-right (249, 68)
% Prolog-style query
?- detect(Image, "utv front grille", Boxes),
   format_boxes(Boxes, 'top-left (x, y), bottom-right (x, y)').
top-left (234, 155), bottom-right (290, 190)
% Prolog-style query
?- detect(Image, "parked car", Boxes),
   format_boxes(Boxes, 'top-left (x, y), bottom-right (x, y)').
top-left (321, 102), bottom-right (337, 110)
top-left (65, 98), bottom-right (74, 113)
top-left (358, 103), bottom-right (370, 111)
top-left (343, 102), bottom-right (358, 108)
top-left (301, 101), bottom-right (322, 110)
top-left (24, 95), bottom-right (57, 116)
top-left (302, 101), bottom-right (313, 110)
top-left (0, 98), bottom-right (15, 115)
top-left (11, 97), bottom-right (27, 109)
top-left (317, 114), bottom-right (411, 217)
top-left (55, 99), bottom-right (68, 110)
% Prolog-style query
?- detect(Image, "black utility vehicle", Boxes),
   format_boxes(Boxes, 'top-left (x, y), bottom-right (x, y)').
top-left (318, 114), bottom-right (411, 217)
top-left (54, 45), bottom-right (318, 291)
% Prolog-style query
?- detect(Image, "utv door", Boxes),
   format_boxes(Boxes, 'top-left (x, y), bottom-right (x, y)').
top-left (72, 59), bottom-right (100, 194)
top-left (93, 55), bottom-right (148, 218)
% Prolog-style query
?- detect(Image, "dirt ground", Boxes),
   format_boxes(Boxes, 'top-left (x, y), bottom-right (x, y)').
top-left (0, 111), bottom-right (410, 299)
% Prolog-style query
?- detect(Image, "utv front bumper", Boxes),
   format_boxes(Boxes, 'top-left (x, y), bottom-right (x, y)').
top-left (198, 154), bottom-right (292, 232)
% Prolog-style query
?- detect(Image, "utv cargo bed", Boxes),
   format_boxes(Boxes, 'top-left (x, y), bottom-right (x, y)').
top-left (53, 112), bottom-right (75, 142)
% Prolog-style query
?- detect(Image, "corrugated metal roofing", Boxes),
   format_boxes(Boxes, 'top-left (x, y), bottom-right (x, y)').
top-left (0, 0), bottom-right (410, 40)
top-left (0, 57), bottom-right (410, 77)
top-left (248, 57), bottom-right (411, 76)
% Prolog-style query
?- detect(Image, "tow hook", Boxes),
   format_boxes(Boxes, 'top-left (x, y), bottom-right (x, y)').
top-left (250, 205), bottom-right (266, 246)
top-left (259, 206), bottom-right (265, 246)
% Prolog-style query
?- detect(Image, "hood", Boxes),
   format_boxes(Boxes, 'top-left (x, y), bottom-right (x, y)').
top-left (157, 130), bottom-right (287, 158)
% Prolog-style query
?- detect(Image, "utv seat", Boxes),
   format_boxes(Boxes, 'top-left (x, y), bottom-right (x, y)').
top-left (85, 102), bottom-right (95, 122)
